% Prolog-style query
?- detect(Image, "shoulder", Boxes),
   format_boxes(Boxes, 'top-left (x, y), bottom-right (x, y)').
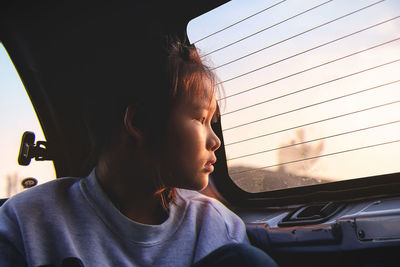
top-left (6, 177), bottom-right (80, 202)
top-left (175, 189), bottom-right (248, 242)
top-left (0, 177), bottom-right (84, 265)
top-left (176, 189), bottom-right (233, 217)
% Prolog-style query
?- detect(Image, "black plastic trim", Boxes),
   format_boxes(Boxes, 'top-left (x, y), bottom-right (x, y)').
top-left (278, 202), bottom-right (345, 226)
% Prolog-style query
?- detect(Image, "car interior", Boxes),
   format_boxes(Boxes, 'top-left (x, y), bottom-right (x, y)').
top-left (1, 1), bottom-right (400, 266)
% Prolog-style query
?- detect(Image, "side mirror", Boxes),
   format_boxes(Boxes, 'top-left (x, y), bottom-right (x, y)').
top-left (18, 131), bottom-right (51, 166)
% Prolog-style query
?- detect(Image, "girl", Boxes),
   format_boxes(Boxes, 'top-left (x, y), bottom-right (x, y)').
top-left (0, 37), bottom-right (277, 266)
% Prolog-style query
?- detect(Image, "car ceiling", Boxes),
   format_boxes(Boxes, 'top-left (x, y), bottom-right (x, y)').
top-left (0, 0), bottom-right (229, 177)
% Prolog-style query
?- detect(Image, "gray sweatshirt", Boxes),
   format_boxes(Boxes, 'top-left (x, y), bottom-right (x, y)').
top-left (0, 170), bottom-right (249, 267)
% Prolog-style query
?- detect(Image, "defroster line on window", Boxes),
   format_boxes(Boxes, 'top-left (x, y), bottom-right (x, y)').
top-left (223, 79), bottom-right (400, 131)
top-left (228, 119), bottom-right (400, 161)
top-left (225, 99), bottom-right (400, 146)
top-left (202, 0), bottom-right (332, 57)
top-left (229, 139), bottom-right (400, 176)
top-left (218, 15), bottom-right (400, 86)
top-left (193, 0), bottom-right (286, 44)
top-left (221, 58), bottom-right (400, 116)
top-left (213, 0), bottom-right (386, 71)
top-left (220, 36), bottom-right (400, 101)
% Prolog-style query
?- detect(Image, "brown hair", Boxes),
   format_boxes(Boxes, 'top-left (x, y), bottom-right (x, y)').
top-left (168, 40), bottom-right (220, 105)
top-left (84, 37), bottom-right (220, 210)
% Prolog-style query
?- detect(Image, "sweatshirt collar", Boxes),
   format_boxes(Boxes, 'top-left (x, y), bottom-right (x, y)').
top-left (80, 169), bottom-right (187, 245)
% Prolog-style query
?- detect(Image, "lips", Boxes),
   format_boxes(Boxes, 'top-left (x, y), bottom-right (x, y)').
top-left (204, 158), bottom-right (216, 173)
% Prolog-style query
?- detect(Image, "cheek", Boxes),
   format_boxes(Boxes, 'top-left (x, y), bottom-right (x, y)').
top-left (166, 122), bottom-right (204, 168)
top-left (175, 124), bottom-right (202, 157)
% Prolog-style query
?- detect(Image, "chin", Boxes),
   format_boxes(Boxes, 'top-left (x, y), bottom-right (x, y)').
top-left (185, 176), bottom-right (209, 191)
top-left (168, 172), bottom-right (209, 191)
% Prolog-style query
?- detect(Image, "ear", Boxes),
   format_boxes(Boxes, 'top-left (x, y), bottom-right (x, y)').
top-left (124, 105), bottom-right (144, 143)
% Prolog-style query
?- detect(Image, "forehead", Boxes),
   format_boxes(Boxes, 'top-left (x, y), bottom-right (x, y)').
top-left (191, 95), bottom-right (217, 113)
top-left (179, 76), bottom-right (217, 109)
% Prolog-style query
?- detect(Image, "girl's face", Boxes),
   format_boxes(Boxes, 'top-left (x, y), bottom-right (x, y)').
top-left (161, 78), bottom-right (221, 191)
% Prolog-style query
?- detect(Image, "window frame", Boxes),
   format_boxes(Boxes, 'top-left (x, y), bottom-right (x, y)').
top-left (213, 114), bottom-right (400, 207)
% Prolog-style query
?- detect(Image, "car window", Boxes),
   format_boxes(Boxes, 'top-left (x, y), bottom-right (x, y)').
top-left (0, 43), bottom-right (56, 199)
top-left (187, 0), bottom-right (400, 193)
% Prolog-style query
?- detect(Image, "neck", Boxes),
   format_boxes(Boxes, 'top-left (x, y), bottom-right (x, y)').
top-left (96, 152), bottom-right (168, 225)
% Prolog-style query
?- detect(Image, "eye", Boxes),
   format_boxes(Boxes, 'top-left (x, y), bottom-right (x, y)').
top-left (195, 116), bottom-right (206, 124)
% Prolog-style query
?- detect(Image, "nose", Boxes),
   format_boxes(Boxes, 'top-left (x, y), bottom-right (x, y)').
top-left (207, 127), bottom-right (221, 152)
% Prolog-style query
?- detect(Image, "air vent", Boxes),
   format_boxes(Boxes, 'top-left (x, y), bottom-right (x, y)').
top-left (279, 202), bottom-right (345, 226)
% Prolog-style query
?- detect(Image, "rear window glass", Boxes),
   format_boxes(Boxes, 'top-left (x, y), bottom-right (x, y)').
top-left (187, 0), bottom-right (400, 193)
top-left (0, 43), bottom-right (56, 198)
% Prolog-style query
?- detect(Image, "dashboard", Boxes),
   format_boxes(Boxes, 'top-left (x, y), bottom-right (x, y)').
top-left (241, 196), bottom-right (400, 266)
